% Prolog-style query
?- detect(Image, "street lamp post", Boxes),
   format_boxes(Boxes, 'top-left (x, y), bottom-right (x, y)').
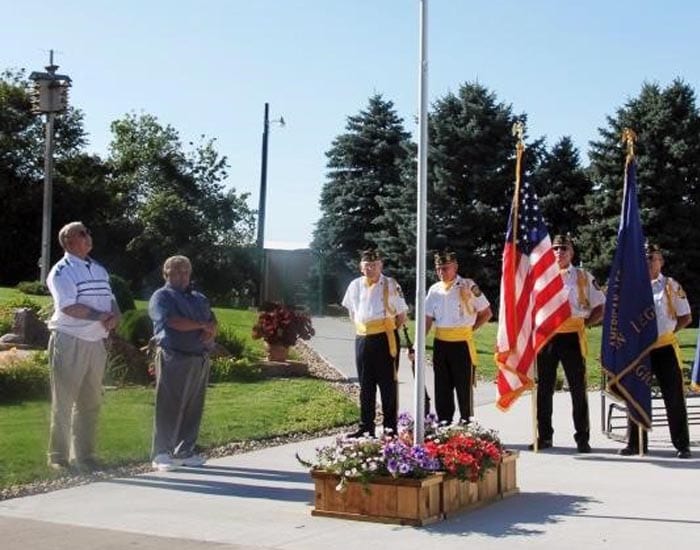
top-left (256, 102), bottom-right (284, 306)
top-left (29, 50), bottom-right (71, 284)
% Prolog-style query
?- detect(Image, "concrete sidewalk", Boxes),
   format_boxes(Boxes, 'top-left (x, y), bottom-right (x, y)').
top-left (1, 317), bottom-right (698, 549)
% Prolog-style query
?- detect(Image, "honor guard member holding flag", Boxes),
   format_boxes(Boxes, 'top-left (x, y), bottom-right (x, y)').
top-left (619, 243), bottom-right (692, 458)
top-left (342, 249), bottom-right (408, 437)
top-left (425, 251), bottom-right (492, 424)
top-left (533, 234), bottom-right (605, 453)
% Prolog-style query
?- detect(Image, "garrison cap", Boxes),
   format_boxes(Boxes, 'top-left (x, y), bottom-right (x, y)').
top-left (552, 234), bottom-right (574, 249)
top-left (434, 250), bottom-right (458, 266)
top-left (360, 249), bottom-right (381, 262)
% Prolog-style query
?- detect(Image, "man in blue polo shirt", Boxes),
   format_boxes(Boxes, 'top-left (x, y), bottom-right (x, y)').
top-left (46, 221), bottom-right (120, 471)
top-left (149, 255), bottom-right (217, 471)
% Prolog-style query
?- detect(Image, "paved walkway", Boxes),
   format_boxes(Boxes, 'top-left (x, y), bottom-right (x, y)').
top-left (1, 316), bottom-right (698, 549)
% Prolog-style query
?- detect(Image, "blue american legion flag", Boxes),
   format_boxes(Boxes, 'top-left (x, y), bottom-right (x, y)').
top-left (691, 317), bottom-right (700, 392)
top-left (601, 158), bottom-right (657, 429)
top-left (496, 176), bottom-right (571, 410)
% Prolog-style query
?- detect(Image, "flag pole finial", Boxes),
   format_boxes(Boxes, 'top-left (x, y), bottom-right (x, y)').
top-left (622, 128), bottom-right (637, 162)
top-left (512, 121), bottom-right (525, 153)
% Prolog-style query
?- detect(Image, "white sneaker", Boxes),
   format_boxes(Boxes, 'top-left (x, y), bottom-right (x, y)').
top-left (152, 453), bottom-right (176, 471)
top-left (174, 453), bottom-right (206, 467)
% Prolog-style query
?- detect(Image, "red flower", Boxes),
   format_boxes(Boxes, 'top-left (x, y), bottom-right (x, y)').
top-left (252, 302), bottom-right (315, 346)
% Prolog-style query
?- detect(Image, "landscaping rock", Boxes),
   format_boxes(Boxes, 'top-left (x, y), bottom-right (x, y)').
top-left (0, 308), bottom-right (49, 350)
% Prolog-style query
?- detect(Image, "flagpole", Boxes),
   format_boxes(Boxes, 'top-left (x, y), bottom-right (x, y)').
top-left (622, 128), bottom-right (646, 458)
top-left (413, 0), bottom-right (429, 445)
top-left (512, 122), bottom-right (539, 451)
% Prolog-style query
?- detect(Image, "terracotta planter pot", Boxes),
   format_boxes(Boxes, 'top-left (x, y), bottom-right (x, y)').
top-left (265, 343), bottom-right (289, 362)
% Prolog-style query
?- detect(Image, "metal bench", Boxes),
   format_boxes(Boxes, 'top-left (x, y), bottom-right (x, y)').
top-left (601, 374), bottom-right (700, 436)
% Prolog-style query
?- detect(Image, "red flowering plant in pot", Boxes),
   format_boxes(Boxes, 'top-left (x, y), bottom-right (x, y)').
top-left (251, 302), bottom-right (315, 359)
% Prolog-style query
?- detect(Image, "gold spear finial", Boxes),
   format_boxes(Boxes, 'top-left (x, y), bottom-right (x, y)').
top-left (621, 128), bottom-right (637, 160)
top-left (512, 120), bottom-right (524, 142)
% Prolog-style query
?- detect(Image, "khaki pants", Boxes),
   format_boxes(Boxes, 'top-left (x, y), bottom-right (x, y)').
top-left (48, 331), bottom-right (107, 463)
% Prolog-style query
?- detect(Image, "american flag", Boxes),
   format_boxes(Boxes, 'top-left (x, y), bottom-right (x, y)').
top-left (495, 177), bottom-right (571, 410)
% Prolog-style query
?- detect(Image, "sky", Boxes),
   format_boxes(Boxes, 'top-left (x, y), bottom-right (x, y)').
top-left (3, 1), bottom-right (699, 249)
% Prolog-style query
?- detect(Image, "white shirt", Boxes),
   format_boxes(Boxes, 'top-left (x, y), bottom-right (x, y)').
top-left (342, 274), bottom-right (408, 324)
top-left (47, 252), bottom-right (114, 341)
top-left (425, 276), bottom-right (490, 328)
top-left (560, 266), bottom-right (605, 319)
top-left (652, 274), bottom-right (691, 335)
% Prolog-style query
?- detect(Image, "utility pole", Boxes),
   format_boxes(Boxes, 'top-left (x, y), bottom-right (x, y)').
top-left (256, 102), bottom-right (284, 306)
top-left (29, 50), bottom-right (71, 284)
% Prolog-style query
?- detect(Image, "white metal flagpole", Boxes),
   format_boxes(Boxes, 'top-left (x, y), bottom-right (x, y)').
top-left (414, 0), bottom-right (429, 445)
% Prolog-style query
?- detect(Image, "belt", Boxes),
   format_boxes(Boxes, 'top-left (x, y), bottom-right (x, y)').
top-left (158, 346), bottom-right (207, 358)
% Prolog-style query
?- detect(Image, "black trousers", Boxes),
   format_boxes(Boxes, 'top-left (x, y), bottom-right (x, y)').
top-left (626, 344), bottom-right (690, 452)
top-left (433, 339), bottom-right (472, 424)
top-left (355, 332), bottom-right (397, 435)
top-left (536, 332), bottom-right (589, 445)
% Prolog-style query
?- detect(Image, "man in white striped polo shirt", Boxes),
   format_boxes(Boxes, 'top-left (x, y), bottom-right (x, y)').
top-left (46, 221), bottom-right (120, 471)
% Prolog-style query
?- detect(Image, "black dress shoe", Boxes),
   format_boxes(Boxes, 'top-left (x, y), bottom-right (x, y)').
top-left (577, 442), bottom-right (592, 453)
top-left (677, 449), bottom-right (692, 459)
top-left (527, 439), bottom-right (553, 451)
top-left (618, 446), bottom-right (646, 456)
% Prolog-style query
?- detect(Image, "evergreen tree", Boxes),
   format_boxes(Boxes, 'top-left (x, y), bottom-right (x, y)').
top-left (534, 136), bottom-right (592, 239)
top-left (580, 79), bottom-right (700, 309)
top-left (312, 95), bottom-right (412, 302)
top-left (427, 82), bottom-right (527, 302)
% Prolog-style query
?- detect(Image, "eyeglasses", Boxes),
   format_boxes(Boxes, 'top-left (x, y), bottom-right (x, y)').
top-left (73, 228), bottom-right (91, 238)
top-left (552, 246), bottom-right (569, 252)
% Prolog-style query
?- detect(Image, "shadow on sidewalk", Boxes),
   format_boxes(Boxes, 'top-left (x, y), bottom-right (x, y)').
top-left (107, 466), bottom-right (312, 502)
top-left (425, 492), bottom-right (597, 537)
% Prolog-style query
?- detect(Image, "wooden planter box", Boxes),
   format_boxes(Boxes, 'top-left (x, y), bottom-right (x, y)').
top-left (442, 451), bottom-right (520, 517)
top-left (311, 471), bottom-right (443, 526)
top-left (310, 452), bottom-right (519, 525)
top-left (498, 450), bottom-right (519, 497)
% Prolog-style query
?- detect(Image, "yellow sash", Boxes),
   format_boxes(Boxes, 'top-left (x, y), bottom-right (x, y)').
top-left (435, 326), bottom-right (478, 366)
top-left (576, 268), bottom-right (590, 309)
top-left (353, 277), bottom-right (399, 358)
top-left (652, 331), bottom-right (683, 370)
top-left (556, 316), bottom-right (587, 358)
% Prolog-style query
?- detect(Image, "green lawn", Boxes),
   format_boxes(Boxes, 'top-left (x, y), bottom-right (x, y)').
top-left (411, 321), bottom-right (698, 389)
top-left (0, 379), bottom-right (358, 489)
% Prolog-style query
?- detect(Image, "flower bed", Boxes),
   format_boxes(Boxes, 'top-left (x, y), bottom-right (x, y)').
top-left (299, 414), bottom-right (519, 524)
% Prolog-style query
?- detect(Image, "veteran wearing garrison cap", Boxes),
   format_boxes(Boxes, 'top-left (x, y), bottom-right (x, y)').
top-left (532, 234), bottom-right (605, 453)
top-left (619, 243), bottom-right (692, 459)
top-left (342, 249), bottom-right (408, 437)
top-left (425, 250), bottom-right (492, 424)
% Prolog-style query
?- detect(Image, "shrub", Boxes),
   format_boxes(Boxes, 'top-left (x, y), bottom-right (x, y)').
top-left (0, 297), bottom-right (47, 334)
top-left (16, 280), bottom-right (49, 296)
top-left (116, 309), bottom-right (153, 348)
top-left (104, 349), bottom-right (150, 387)
top-left (209, 357), bottom-right (263, 383)
top-left (1, 296), bottom-right (43, 314)
top-left (215, 325), bottom-right (247, 357)
top-left (110, 274), bottom-right (136, 313)
top-left (0, 351), bottom-right (50, 402)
